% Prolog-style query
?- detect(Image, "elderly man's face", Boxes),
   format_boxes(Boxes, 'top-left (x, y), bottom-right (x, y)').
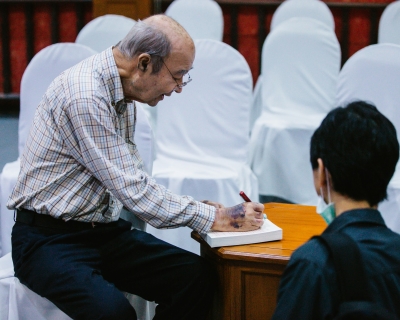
top-left (122, 48), bottom-right (195, 107)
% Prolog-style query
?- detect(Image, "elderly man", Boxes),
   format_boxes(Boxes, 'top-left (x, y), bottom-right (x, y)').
top-left (8, 15), bottom-right (264, 319)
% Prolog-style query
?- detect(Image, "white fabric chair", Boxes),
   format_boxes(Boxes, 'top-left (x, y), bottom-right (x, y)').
top-left (165, 0), bottom-right (223, 41)
top-left (1, 43), bottom-right (97, 257)
top-left (75, 14), bottom-right (136, 52)
top-left (0, 253), bottom-right (72, 320)
top-left (251, 0), bottom-right (335, 132)
top-left (336, 43), bottom-right (400, 234)
top-left (271, 0), bottom-right (334, 31)
top-left (148, 39), bottom-right (258, 254)
top-left (157, 0), bottom-right (225, 137)
top-left (0, 43), bottom-right (89, 320)
top-left (378, 1), bottom-right (400, 45)
top-left (249, 17), bottom-right (340, 205)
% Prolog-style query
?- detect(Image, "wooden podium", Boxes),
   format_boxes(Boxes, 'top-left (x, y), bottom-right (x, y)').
top-left (191, 203), bottom-right (326, 320)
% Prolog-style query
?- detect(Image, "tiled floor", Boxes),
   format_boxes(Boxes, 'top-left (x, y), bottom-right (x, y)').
top-left (0, 117), bottom-right (19, 170)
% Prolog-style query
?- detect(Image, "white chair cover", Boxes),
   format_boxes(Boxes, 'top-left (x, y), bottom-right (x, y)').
top-left (250, 0), bottom-right (335, 132)
top-left (0, 254), bottom-right (72, 320)
top-left (271, 0), bottom-right (335, 31)
top-left (249, 18), bottom-right (340, 205)
top-left (165, 0), bottom-right (223, 41)
top-left (1, 43), bottom-right (97, 257)
top-left (148, 39), bottom-right (258, 254)
top-left (75, 14), bottom-right (136, 52)
top-left (336, 43), bottom-right (400, 233)
top-left (18, 44), bottom-right (97, 158)
top-left (378, 1), bottom-right (400, 45)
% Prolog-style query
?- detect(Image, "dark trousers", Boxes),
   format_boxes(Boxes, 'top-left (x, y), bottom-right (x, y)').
top-left (11, 218), bottom-right (217, 320)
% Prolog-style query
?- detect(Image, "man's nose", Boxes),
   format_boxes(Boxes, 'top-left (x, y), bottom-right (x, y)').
top-left (174, 86), bottom-right (183, 93)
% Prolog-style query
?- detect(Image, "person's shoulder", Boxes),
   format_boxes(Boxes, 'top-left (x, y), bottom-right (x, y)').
top-left (290, 237), bottom-right (330, 267)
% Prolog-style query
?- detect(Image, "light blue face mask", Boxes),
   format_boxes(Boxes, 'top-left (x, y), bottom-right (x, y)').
top-left (316, 169), bottom-right (335, 224)
top-left (316, 196), bottom-right (335, 224)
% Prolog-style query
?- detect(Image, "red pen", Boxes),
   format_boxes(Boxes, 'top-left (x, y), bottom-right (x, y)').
top-left (239, 191), bottom-right (252, 202)
top-left (240, 191), bottom-right (267, 219)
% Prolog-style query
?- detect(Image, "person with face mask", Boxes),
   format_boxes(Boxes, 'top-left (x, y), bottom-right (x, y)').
top-left (272, 100), bottom-right (400, 319)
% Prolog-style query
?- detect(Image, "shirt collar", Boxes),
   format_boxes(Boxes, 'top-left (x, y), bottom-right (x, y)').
top-left (101, 47), bottom-right (127, 114)
top-left (323, 208), bottom-right (386, 234)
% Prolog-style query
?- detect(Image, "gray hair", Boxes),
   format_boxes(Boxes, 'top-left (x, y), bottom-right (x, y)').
top-left (116, 20), bottom-right (172, 74)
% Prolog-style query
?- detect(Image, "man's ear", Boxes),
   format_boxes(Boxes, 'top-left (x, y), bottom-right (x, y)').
top-left (314, 158), bottom-right (327, 192)
top-left (137, 53), bottom-right (151, 72)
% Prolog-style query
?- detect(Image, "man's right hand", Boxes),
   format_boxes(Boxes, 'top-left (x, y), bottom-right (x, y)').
top-left (210, 202), bottom-right (264, 232)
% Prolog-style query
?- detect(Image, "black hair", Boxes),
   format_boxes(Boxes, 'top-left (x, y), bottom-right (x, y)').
top-left (310, 100), bottom-right (399, 206)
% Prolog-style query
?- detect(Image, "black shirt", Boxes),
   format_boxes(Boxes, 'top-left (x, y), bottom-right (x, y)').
top-left (272, 208), bottom-right (400, 320)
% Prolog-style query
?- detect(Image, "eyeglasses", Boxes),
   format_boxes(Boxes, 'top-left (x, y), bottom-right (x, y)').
top-left (161, 58), bottom-right (192, 89)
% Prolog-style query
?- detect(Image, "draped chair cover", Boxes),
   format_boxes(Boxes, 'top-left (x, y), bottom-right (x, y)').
top-left (0, 43), bottom-right (92, 320)
top-left (249, 17), bottom-right (340, 205)
top-left (336, 43), bottom-right (400, 234)
top-left (271, 0), bottom-right (334, 31)
top-left (378, 1), bottom-right (400, 46)
top-left (1, 43), bottom-right (97, 257)
top-left (251, 0), bottom-right (335, 132)
top-left (142, 0), bottom-right (227, 135)
top-left (165, 0), bottom-right (223, 41)
top-left (148, 39), bottom-right (258, 254)
top-left (75, 14), bottom-right (136, 52)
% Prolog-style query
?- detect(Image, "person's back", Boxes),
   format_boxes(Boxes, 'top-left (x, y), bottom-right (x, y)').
top-left (272, 100), bottom-right (400, 319)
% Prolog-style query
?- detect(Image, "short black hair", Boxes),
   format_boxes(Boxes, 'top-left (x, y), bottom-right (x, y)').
top-left (310, 100), bottom-right (399, 206)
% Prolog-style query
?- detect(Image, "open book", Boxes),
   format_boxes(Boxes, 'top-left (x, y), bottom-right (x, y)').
top-left (201, 219), bottom-right (282, 248)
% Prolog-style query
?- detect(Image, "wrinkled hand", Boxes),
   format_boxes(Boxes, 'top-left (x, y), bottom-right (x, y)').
top-left (201, 200), bottom-right (225, 209)
top-left (211, 202), bottom-right (264, 232)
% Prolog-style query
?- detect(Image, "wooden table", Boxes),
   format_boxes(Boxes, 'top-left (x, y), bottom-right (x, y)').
top-left (191, 203), bottom-right (326, 320)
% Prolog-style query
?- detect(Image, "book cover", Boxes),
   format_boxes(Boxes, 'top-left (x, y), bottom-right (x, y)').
top-left (201, 219), bottom-right (283, 248)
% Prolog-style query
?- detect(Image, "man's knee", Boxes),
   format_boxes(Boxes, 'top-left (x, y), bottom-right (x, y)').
top-left (182, 255), bottom-right (218, 294)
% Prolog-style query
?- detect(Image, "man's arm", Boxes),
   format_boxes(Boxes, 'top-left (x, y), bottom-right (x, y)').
top-left (58, 99), bottom-right (215, 233)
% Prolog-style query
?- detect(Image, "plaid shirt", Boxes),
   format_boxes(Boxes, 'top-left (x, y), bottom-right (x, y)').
top-left (8, 48), bottom-right (215, 234)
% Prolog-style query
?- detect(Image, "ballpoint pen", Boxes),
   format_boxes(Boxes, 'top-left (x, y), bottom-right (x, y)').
top-left (239, 191), bottom-right (251, 202)
top-left (239, 191), bottom-right (267, 219)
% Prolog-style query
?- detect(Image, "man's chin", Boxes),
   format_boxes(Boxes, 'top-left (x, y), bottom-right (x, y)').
top-left (146, 100), bottom-right (159, 107)
top-left (147, 95), bottom-right (165, 107)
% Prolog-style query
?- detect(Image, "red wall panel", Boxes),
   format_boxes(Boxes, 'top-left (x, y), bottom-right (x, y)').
top-left (1, 2), bottom-right (92, 95)
top-left (34, 4), bottom-right (52, 56)
top-left (9, 4), bottom-right (27, 93)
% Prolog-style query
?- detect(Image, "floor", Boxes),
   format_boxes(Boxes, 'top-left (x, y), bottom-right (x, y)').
top-left (0, 117), bottom-right (19, 170)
